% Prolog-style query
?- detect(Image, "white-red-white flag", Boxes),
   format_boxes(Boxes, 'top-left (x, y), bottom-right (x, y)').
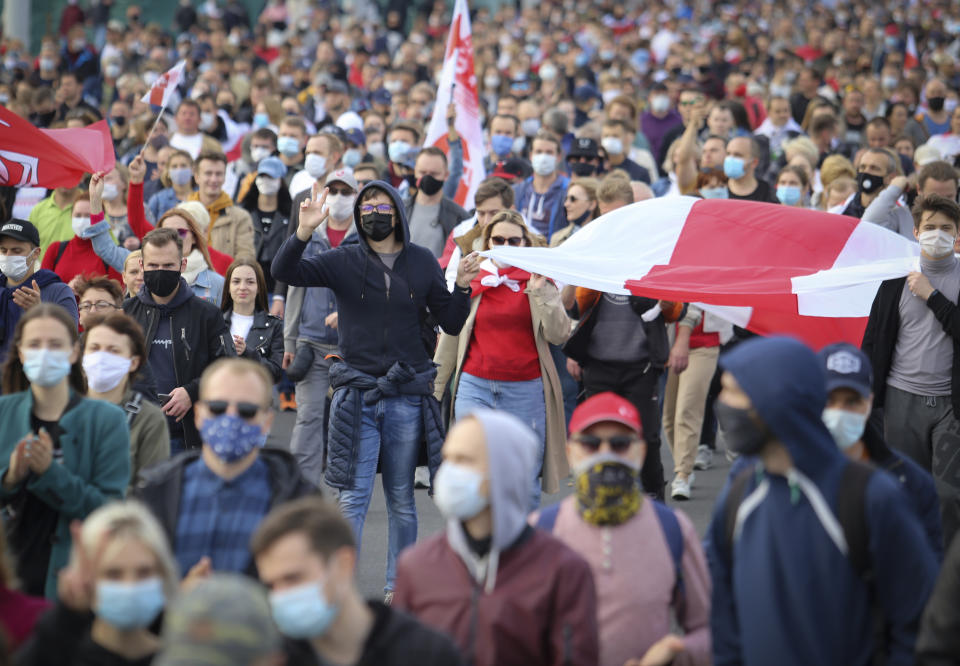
top-left (483, 198), bottom-right (920, 349)
top-left (905, 32), bottom-right (920, 70)
top-left (140, 60), bottom-right (187, 109)
top-left (423, 0), bottom-right (485, 210)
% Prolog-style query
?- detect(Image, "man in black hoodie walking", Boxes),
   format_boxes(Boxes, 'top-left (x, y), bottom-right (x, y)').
top-left (272, 179), bottom-right (478, 597)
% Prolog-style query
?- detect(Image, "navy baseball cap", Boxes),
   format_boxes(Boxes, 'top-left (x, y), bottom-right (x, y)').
top-left (817, 343), bottom-right (873, 399)
top-left (573, 84), bottom-right (601, 102)
top-left (345, 127), bottom-right (366, 147)
top-left (371, 88), bottom-right (392, 106)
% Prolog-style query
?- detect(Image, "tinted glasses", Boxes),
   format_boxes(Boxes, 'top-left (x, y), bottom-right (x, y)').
top-left (490, 235), bottom-right (524, 247)
top-left (573, 434), bottom-right (638, 453)
top-left (202, 400), bottom-right (264, 420)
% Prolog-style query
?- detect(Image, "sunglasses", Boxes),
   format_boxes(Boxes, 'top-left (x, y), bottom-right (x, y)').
top-left (360, 204), bottom-right (394, 214)
top-left (490, 235), bottom-right (524, 247)
top-left (327, 186), bottom-right (353, 196)
top-left (202, 400), bottom-right (264, 420)
top-left (573, 434), bottom-right (639, 453)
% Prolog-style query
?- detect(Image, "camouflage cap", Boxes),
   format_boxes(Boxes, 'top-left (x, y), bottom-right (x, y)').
top-left (155, 574), bottom-right (281, 666)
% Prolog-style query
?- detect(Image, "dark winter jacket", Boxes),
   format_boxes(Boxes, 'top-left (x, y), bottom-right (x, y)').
top-left (862, 276), bottom-right (960, 419)
top-left (134, 448), bottom-right (316, 576)
top-left (562, 290), bottom-right (670, 368)
top-left (705, 337), bottom-right (939, 666)
top-left (241, 184), bottom-right (293, 268)
top-left (918, 532), bottom-right (960, 665)
top-left (283, 601), bottom-right (464, 666)
top-left (223, 309), bottom-right (284, 382)
top-left (271, 180), bottom-right (471, 376)
top-left (123, 279), bottom-right (234, 449)
top-left (326, 361), bottom-right (445, 489)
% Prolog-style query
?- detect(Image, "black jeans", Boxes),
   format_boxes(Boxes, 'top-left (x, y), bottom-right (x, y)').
top-left (582, 359), bottom-right (665, 500)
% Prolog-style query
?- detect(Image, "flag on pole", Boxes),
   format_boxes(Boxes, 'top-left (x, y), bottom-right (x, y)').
top-left (905, 32), bottom-right (920, 70)
top-left (423, 0), bottom-right (485, 210)
top-left (483, 198), bottom-right (920, 349)
top-left (0, 106), bottom-right (115, 189)
top-left (141, 60), bottom-right (187, 108)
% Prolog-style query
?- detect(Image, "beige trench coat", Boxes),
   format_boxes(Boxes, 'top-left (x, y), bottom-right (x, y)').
top-left (434, 281), bottom-right (572, 493)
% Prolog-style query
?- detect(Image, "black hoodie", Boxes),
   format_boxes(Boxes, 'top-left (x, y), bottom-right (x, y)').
top-left (271, 181), bottom-right (470, 376)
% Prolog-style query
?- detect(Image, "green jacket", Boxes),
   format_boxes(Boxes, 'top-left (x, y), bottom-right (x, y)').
top-left (0, 390), bottom-right (130, 598)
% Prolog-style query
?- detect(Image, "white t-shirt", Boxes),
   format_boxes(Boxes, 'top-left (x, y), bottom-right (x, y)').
top-left (170, 132), bottom-right (204, 160)
top-left (230, 312), bottom-right (255, 344)
top-left (288, 169), bottom-right (316, 199)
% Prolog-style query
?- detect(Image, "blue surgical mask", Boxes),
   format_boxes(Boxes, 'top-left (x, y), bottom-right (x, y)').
top-left (200, 413), bottom-right (267, 463)
top-left (342, 148), bottom-right (362, 168)
top-left (253, 112), bottom-right (270, 128)
top-left (723, 155), bottom-right (746, 180)
top-left (23, 348), bottom-right (72, 388)
top-left (169, 167), bottom-right (193, 187)
top-left (388, 140), bottom-right (412, 163)
top-left (95, 578), bottom-right (165, 630)
top-left (433, 462), bottom-right (488, 519)
top-left (776, 185), bottom-right (802, 206)
top-left (277, 136), bottom-right (300, 156)
top-left (699, 186), bottom-right (729, 199)
top-left (270, 581), bottom-right (339, 639)
top-left (491, 133), bottom-right (514, 157)
top-left (822, 408), bottom-right (867, 450)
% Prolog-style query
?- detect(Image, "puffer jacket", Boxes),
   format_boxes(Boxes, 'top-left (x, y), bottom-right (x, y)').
top-left (326, 361), bottom-right (445, 489)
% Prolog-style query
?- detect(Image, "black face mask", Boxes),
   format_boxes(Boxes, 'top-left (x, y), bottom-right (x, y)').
top-left (418, 174), bottom-right (444, 196)
top-left (569, 161), bottom-right (597, 176)
top-left (715, 401), bottom-right (771, 456)
top-left (143, 269), bottom-right (181, 298)
top-left (361, 213), bottom-right (395, 241)
top-left (928, 96), bottom-right (946, 112)
top-left (857, 172), bottom-right (884, 195)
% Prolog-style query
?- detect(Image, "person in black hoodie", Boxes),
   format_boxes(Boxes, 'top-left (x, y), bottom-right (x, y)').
top-left (253, 496), bottom-right (463, 666)
top-left (272, 179), bottom-right (478, 597)
top-left (123, 228), bottom-right (234, 453)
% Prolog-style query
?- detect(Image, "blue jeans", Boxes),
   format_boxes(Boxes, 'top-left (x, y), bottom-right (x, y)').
top-left (338, 394), bottom-right (422, 592)
top-left (455, 373), bottom-right (546, 511)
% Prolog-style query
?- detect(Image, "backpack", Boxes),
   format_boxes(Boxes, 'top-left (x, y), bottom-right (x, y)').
top-left (122, 391), bottom-right (144, 426)
top-left (537, 499), bottom-right (686, 610)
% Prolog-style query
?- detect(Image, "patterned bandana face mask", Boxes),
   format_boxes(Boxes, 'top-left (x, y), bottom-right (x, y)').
top-left (574, 452), bottom-right (641, 526)
top-left (199, 413), bottom-right (267, 463)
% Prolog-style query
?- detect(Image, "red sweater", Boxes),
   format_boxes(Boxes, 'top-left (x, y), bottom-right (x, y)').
top-left (42, 219), bottom-right (122, 286)
top-left (126, 182), bottom-right (233, 275)
top-left (0, 587), bottom-right (49, 650)
top-left (684, 319), bottom-right (721, 349)
top-left (463, 268), bottom-right (540, 381)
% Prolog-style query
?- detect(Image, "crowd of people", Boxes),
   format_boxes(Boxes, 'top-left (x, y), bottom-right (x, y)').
top-left (0, 0), bottom-right (960, 663)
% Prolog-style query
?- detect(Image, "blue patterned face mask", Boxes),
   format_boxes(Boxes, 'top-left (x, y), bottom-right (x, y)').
top-left (199, 413), bottom-right (267, 463)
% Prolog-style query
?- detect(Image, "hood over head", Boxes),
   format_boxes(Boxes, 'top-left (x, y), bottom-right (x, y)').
top-left (352, 180), bottom-right (409, 250)
top-left (720, 336), bottom-right (843, 477)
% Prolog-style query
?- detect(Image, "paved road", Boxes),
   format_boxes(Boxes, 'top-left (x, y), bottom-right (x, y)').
top-left (267, 409), bottom-right (733, 599)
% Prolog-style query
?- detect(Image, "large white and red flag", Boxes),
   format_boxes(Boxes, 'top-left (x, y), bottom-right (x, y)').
top-left (904, 32), bottom-right (920, 70)
top-left (140, 60), bottom-right (186, 108)
top-left (483, 197), bottom-right (920, 349)
top-left (423, 0), bottom-right (485, 210)
top-left (0, 106), bottom-right (114, 189)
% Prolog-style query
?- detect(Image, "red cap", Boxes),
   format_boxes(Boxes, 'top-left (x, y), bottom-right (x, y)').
top-left (569, 392), bottom-right (642, 436)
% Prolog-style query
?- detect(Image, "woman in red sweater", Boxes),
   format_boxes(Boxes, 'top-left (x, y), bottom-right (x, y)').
top-left (41, 185), bottom-right (122, 290)
top-left (434, 211), bottom-right (571, 511)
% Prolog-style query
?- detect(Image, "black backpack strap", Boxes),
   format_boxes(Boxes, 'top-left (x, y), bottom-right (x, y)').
top-left (123, 391), bottom-right (144, 426)
top-left (723, 466), bottom-right (756, 564)
top-left (54, 241), bottom-right (67, 268)
top-left (836, 461), bottom-right (874, 578)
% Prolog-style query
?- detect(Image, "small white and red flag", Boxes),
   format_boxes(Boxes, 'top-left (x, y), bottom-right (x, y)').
top-left (140, 60), bottom-right (187, 109)
top-left (905, 32), bottom-right (920, 70)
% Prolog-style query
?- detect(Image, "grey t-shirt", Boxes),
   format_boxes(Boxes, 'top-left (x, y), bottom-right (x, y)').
top-left (377, 250), bottom-right (401, 291)
top-left (408, 202), bottom-right (445, 258)
top-left (587, 293), bottom-right (648, 363)
top-left (888, 254), bottom-right (960, 396)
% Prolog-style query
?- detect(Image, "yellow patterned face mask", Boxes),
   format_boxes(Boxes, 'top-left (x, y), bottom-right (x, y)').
top-left (574, 454), bottom-right (641, 526)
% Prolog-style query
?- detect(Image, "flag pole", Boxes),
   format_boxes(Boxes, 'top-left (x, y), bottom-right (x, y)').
top-left (140, 104), bottom-right (169, 152)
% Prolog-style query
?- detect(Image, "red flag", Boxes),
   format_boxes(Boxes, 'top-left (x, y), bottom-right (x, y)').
top-left (140, 60), bottom-right (186, 109)
top-left (905, 32), bottom-right (920, 70)
top-left (423, 0), bottom-right (485, 209)
top-left (0, 107), bottom-right (115, 189)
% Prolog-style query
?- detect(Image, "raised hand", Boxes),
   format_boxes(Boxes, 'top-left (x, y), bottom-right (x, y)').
top-left (456, 252), bottom-right (481, 289)
top-left (296, 182), bottom-right (329, 241)
top-left (89, 172), bottom-right (105, 214)
top-left (128, 155), bottom-right (146, 185)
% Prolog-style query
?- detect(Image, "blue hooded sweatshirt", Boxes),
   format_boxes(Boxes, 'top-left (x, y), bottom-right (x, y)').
top-left (271, 181), bottom-right (471, 376)
top-left (704, 337), bottom-right (938, 666)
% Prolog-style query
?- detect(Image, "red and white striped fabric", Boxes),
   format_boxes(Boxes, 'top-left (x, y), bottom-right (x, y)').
top-left (140, 60), bottom-right (186, 108)
top-left (905, 32), bottom-right (920, 70)
top-left (483, 197), bottom-right (920, 349)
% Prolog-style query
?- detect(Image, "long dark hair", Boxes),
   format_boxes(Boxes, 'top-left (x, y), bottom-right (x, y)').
top-left (1, 304), bottom-right (85, 395)
top-left (81, 312), bottom-right (148, 390)
top-left (221, 258), bottom-right (269, 313)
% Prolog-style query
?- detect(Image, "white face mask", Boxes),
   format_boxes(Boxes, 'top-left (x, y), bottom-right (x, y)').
top-left (822, 408), bottom-right (867, 450)
top-left (601, 137), bottom-right (624, 155)
top-left (918, 229), bottom-right (956, 259)
top-left (304, 153), bottom-right (327, 179)
top-left (531, 153), bottom-right (557, 176)
top-left (250, 146), bottom-right (271, 163)
top-left (200, 111), bottom-right (217, 129)
top-left (101, 183), bottom-right (120, 201)
top-left (72, 216), bottom-right (91, 237)
top-left (650, 95), bottom-right (671, 114)
top-left (433, 462), bottom-right (488, 520)
top-left (83, 351), bottom-right (132, 393)
top-left (326, 193), bottom-right (355, 221)
top-left (256, 176), bottom-right (281, 195)
top-left (0, 252), bottom-right (33, 282)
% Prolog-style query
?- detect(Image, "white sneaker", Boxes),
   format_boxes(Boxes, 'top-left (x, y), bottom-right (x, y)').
top-left (671, 475), bottom-right (692, 501)
top-left (694, 445), bottom-right (714, 470)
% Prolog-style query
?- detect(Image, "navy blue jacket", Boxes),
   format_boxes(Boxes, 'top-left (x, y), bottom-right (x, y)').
top-left (705, 337), bottom-right (939, 666)
top-left (271, 181), bottom-right (470, 376)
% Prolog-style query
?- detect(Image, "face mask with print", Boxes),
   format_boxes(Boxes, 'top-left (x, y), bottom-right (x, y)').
top-left (23, 348), bottom-right (72, 387)
top-left (200, 413), bottom-right (267, 463)
top-left (327, 193), bottom-right (355, 221)
top-left (277, 136), bottom-right (300, 157)
top-left (918, 230), bottom-right (956, 259)
top-left (72, 216), bottom-right (91, 237)
top-left (531, 153), bottom-right (557, 176)
top-left (304, 154), bottom-right (327, 179)
top-left (256, 176), bottom-right (281, 196)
